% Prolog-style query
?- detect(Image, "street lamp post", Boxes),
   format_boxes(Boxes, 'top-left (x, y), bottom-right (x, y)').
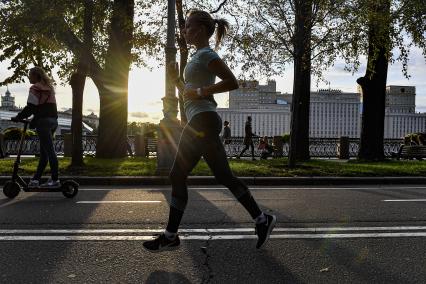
top-left (156, 0), bottom-right (181, 175)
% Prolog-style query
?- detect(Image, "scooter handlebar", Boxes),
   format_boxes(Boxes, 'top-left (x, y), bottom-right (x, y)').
top-left (11, 117), bottom-right (30, 124)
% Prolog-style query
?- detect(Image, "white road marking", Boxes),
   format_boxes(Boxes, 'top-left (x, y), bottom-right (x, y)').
top-left (76, 201), bottom-right (161, 204)
top-left (186, 232), bottom-right (426, 240)
top-left (207, 226), bottom-right (426, 232)
top-left (79, 186), bottom-right (426, 191)
top-left (2, 232), bottom-right (426, 241)
top-left (383, 199), bottom-right (426, 202)
top-left (1, 226), bottom-right (426, 234)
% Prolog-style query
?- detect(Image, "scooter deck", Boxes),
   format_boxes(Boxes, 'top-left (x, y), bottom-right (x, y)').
top-left (23, 187), bottom-right (63, 193)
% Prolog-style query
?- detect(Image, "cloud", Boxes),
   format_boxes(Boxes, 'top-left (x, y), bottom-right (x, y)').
top-left (130, 111), bottom-right (149, 118)
top-left (147, 101), bottom-right (162, 106)
top-left (416, 105), bottom-right (426, 113)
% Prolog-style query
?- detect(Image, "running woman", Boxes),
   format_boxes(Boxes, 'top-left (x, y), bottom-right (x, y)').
top-left (143, 9), bottom-right (276, 252)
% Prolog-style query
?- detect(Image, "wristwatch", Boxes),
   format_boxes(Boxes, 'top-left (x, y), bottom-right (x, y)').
top-left (196, 87), bottom-right (203, 97)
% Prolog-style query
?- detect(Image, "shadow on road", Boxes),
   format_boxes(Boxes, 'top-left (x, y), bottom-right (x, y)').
top-left (145, 270), bottom-right (192, 284)
top-left (0, 188), bottom-right (109, 282)
top-left (156, 185), bottom-right (302, 283)
top-left (256, 199), bottom-right (415, 283)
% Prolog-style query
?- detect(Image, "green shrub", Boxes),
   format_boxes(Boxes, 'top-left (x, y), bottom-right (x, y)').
top-left (282, 133), bottom-right (290, 143)
top-left (3, 128), bottom-right (37, 140)
top-left (404, 132), bottom-right (426, 145)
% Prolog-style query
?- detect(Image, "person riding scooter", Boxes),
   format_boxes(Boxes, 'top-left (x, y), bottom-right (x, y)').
top-left (12, 66), bottom-right (60, 188)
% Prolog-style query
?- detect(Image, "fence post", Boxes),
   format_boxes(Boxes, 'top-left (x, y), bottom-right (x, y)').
top-left (339, 136), bottom-right (350, 159)
top-left (273, 136), bottom-right (284, 157)
top-left (0, 133), bottom-right (5, 158)
top-left (64, 133), bottom-right (72, 157)
top-left (134, 134), bottom-right (147, 157)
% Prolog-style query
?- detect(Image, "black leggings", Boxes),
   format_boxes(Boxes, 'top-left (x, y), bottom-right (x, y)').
top-left (167, 112), bottom-right (261, 232)
top-left (34, 118), bottom-right (58, 181)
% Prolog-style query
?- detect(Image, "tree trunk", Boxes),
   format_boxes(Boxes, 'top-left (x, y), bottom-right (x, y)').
top-left (70, 0), bottom-right (93, 167)
top-left (95, 0), bottom-right (134, 158)
top-left (357, 0), bottom-right (391, 161)
top-left (70, 72), bottom-right (85, 167)
top-left (288, 0), bottom-right (313, 167)
top-left (97, 88), bottom-right (128, 157)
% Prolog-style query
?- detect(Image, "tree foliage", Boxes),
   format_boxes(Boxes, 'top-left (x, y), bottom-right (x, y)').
top-left (221, 0), bottom-right (348, 83)
top-left (338, 0), bottom-right (426, 78)
top-left (128, 121), bottom-right (157, 137)
top-left (0, 0), bottom-right (162, 86)
top-left (0, 0), bottom-right (165, 158)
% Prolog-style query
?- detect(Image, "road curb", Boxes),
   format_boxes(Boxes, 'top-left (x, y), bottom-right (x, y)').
top-left (0, 176), bottom-right (425, 186)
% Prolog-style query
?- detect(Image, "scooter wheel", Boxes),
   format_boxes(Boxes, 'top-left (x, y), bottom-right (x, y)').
top-left (3, 181), bottom-right (21, 199)
top-left (62, 181), bottom-right (78, 198)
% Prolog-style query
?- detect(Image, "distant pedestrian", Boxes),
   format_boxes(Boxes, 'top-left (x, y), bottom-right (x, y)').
top-left (237, 116), bottom-right (256, 160)
top-left (222, 120), bottom-right (231, 143)
top-left (258, 136), bottom-right (273, 160)
top-left (222, 120), bottom-right (232, 157)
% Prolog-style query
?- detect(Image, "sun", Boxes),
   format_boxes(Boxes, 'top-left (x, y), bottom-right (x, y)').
top-left (127, 67), bottom-right (165, 123)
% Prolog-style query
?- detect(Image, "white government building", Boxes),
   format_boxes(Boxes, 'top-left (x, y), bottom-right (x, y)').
top-left (217, 81), bottom-right (426, 138)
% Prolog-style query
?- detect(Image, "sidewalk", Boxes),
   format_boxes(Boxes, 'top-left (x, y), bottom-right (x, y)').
top-left (1, 176), bottom-right (425, 186)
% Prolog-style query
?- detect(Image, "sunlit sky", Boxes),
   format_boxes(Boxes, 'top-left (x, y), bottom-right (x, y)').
top-left (1, 46), bottom-right (425, 123)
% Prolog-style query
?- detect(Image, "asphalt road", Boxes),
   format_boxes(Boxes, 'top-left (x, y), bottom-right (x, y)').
top-left (1, 184), bottom-right (426, 283)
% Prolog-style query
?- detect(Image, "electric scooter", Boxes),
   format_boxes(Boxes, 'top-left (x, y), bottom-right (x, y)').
top-left (2, 118), bottom-right (79, 199)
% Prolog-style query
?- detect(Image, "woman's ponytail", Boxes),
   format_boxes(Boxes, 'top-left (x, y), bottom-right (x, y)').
top-left (214, 18), bottom-right (229, 49)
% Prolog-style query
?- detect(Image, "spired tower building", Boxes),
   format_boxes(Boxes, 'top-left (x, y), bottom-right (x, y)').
top-left (1, 86), bottom-right (16, 110)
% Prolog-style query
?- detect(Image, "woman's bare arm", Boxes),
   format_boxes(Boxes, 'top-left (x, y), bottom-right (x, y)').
top-left (174, 80), bottom-right (185, 93)
top-left (203, 58), bottom-right (239, 96)
top-left (180, 58), bottom-right (239, 100)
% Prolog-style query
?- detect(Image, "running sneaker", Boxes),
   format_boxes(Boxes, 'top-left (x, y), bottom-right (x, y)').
top-left (255, 214), bottom-right (277, 249)
top-left (40, 178), bottom-right (61, 188)
top-left (28, 179), bottom-right (40, 188)
top-left (143, 233), bottom-right (181, 253)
